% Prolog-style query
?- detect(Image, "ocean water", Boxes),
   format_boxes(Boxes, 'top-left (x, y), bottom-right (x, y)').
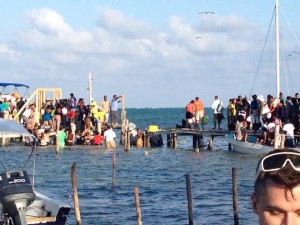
top-left (1, 108), bottom-right (260, 225)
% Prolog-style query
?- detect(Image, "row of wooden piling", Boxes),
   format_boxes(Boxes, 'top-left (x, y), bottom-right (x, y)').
top-left (71, 163), bottom-right (240, 225)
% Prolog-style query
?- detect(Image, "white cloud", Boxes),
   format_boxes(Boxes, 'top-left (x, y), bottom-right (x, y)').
top-left (0, 43), bottom-right (19, 60)
top-left (0, 7), bottom-right (297, 107)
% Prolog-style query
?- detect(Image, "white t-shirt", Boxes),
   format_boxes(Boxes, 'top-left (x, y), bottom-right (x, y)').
top-left (104, 129), bottom-right (116, 142)
top-left (283, 123), bottom-right (295, 139)
top-left (22, 108), bottom-right (31, 117)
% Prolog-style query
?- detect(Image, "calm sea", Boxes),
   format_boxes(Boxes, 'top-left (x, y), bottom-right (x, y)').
top-left (1, 108), bottom-right (260, 225)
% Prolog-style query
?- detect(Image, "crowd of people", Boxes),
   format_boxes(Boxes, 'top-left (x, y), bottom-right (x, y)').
top-left (227, 92), bottom-right (300, 147)
top-left (182, 92), bottom-right (300, 147)
top-left (0, 93), bottom-right (123, 149)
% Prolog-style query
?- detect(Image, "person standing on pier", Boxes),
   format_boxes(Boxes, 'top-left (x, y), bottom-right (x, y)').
top-left (211, 96), bottom-right (224, 130)
top-left (194, 97), bottom-right (205, 129)
top-left (110, 95), bottom-right (122, 126)
top-left (100, 95), bottom-right (110, 124)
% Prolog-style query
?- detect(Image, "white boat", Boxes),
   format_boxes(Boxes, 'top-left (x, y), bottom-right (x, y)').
top-left (226, 133), bottom-right (273, 155)
top-left (0, 119), bottom-right (70, 225)
top-left (227, 0), bottom-right (298, 154)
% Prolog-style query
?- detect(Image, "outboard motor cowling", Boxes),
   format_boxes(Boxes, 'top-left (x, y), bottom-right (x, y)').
top-left (0, 170), bottom-right (35, 225)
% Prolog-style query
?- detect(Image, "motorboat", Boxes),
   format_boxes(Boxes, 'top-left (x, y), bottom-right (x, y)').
top-left (0, 119), bottom-right (70, 225)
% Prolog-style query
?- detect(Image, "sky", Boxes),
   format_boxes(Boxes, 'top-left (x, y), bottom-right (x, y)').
top-left (1, 0), bottom-right (300, 108)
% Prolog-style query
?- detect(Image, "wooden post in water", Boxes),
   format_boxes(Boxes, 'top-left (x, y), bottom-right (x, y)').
top-left (146, 133), bottom-right (151, 147)
top-left (1, 134), bottom-right (5, 146)
top-left (125, 120), bottom-right (131, 151)
top-left (167, 134), bottom-right (171, 147)
top-left (173, 133), bottom-right (178, 148)
top-left (71, 163), bottom-right (83, 225)
top-left (124, 119), bottom-right (129, 151)
top-left (127, 127), bottom-right (131, 150)
top-left (207, 135), bottom-right (214, 150)
top-left (143, 132), bottom-right (147, 148)
top-left (232, 167), bottom-right (239, 225)
top-left (120, 93), bottom-right (127, 145)
top-left (112, 147), bottom-right (116, 184)
top-left (134, 186), bottom-right (143, 225)
top-left (186, 174), bottom-right (193, 225)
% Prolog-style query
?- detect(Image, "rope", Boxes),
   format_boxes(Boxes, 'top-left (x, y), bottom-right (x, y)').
top-left (249, 7), bottom-right (275, 96)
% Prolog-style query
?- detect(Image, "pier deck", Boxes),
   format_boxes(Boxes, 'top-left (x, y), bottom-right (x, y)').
top-left (144, 128), bottom-right (232, 150)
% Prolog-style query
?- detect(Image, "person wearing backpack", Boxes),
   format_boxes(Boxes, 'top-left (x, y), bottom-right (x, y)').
top-left (211, 95), bottom-right (224, 130)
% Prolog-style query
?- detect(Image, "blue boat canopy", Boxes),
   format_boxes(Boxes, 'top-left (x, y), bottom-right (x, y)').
top-left (0, 83), bottom-right (29, 88)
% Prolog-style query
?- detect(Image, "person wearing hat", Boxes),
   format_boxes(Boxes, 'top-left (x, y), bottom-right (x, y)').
top-left (252, 149), bottom-right (300, 224)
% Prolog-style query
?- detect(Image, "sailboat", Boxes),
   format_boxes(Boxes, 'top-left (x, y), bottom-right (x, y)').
top-left (226, 0), bottom-right (300, 154)
top-left (0, 119), bottom-right (70, 225)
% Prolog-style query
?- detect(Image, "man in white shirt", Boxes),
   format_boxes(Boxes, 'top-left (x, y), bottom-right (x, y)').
top-left (211, 95), bottom-right (224, 129)
top-left (283, 119), bottom-right (295, 147)
top-left (104, 125), bottom-right (116, 149)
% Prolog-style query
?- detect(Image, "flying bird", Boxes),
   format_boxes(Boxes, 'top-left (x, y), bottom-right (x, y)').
top-left (196, 36), bottom-right (202, 39)
top-left (198, 12), bottom-right (215, 14)
top-left (291, 51), bottom-right (300, 55)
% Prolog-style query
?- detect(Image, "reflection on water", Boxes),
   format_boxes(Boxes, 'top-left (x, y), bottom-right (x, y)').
top-left (0, 145), bottom-right (259, 225)
top-left (0, 108), bottom-right (260, 225)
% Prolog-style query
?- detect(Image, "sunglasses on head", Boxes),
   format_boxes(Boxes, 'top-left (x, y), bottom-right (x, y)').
top-left (255, 151), bottom-right (300, 180)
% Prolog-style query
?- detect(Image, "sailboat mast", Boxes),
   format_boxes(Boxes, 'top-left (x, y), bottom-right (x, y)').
top-left (275, 0), bottom-right (280, 97)
top-left (88, 73), bottom-right (93, 104)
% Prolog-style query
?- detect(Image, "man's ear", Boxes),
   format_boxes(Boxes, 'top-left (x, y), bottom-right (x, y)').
top-left (252, 192), bottom-right (258, 215)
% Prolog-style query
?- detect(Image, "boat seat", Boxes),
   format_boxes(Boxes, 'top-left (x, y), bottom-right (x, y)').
top-left (26, 216), bottom-right (56, 223)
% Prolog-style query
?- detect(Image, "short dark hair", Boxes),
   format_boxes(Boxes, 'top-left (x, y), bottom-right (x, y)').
top-left (254, 149), bottom-right (300, 199)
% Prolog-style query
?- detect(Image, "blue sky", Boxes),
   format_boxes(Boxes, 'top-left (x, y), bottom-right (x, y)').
top-left (1, 0), bottom-right (299, 107)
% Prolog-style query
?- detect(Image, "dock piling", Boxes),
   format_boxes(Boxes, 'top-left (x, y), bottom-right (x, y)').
top-left (207, 135), bottom-right (215, 150)
top-left (112, 147), bottom-right (116, 184)
top-left (167, 134), bottom-right (171, 147)
top-left (71, 162), bottom-right (83, 225)
top-left (134, 186), bottom-right (143, 225)
top-left (186, 174), bottom-right (193, 225)
top-left (232, 167), bottom-right (239, 225)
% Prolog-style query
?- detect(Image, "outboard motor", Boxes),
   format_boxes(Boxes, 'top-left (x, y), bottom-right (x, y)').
top-left (0, 171), bottom-right (35, 225)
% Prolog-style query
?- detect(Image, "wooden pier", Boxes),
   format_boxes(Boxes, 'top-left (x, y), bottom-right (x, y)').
top-left (143, 128), bottom-right (231, 150)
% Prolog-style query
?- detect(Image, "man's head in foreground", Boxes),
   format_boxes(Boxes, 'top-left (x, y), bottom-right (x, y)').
top-left (252, 149), bottom-right (300, 225)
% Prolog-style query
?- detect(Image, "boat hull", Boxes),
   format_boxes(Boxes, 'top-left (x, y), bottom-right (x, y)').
top-left (226, 133), bottom-right (273, 155)
top-left (0, 191), bottom-right (70, 225)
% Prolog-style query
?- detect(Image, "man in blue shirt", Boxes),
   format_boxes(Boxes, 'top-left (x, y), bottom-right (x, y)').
top-left (110, 95), bottom-right (121, 126)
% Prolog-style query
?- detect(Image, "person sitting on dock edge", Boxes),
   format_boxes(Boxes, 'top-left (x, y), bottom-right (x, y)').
top-left (252, 149), bottom-right (300, 225)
